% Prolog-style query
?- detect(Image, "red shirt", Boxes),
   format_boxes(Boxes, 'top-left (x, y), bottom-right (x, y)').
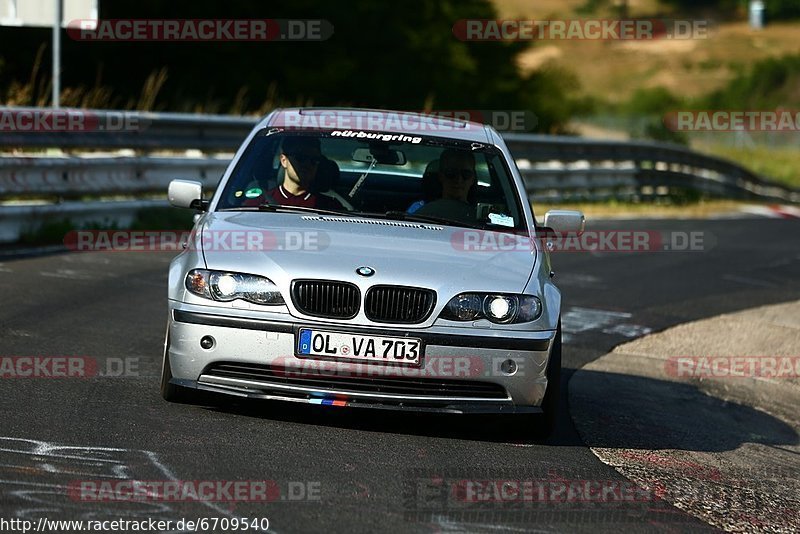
top-left (244, 185), bottom-right (343, 210)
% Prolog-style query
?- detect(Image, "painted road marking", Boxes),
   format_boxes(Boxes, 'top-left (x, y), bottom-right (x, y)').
top-left (0, 437), bottom-right (258, 532)
top-left (562, 307), bottom-right (651, 342)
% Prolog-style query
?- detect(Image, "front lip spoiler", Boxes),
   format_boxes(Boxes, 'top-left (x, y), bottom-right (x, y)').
top-left (199, 374), bottom-right (513, 404)
top-left (171, 378), bottom-right (541, 415)
top-left (173, 309), bottom-right (552, 352)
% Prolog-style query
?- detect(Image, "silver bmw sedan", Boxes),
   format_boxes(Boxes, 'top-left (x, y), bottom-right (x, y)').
top-left (161, 108), bottom-right (583, 438)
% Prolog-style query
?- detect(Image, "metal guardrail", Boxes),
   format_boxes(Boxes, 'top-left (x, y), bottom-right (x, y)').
top-left (0, 109), bottom-right (255, 152)
top-left (0, 199), bottom-right (167, 244)
top-left (503, 134), bottom-right (799, 204)
top-left (0, 108), bottom-right (797, 244)
top-left (0, 156), bottom-right (228, 197)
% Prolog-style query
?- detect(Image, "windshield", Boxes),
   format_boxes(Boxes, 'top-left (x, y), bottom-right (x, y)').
top-left (215, 130), bottom-right (527, 231)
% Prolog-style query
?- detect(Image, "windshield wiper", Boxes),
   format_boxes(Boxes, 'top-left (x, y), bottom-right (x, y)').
top-left (256, 203), bottom-right (348, 216)
top-left (380, 211), bottom-right (485, 229)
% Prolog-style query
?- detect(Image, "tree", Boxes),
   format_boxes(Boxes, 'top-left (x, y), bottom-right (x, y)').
top-left (0, 0), bottom-right (585, 131)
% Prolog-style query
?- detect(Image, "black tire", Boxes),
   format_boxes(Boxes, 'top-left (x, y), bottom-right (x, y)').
top-left (534, 320), bottom-right (562, 438)
top-left (160, 330), bottom-right (194, 403)
top-left (509, 320), bottom-right (562, 441)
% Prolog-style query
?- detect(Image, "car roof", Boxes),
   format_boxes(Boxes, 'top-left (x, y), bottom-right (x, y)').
top-left (261, 107), bottom-right (493, 144)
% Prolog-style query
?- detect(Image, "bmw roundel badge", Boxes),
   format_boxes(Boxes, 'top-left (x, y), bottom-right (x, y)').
top-left (356, 266), bottom-right (375, 277)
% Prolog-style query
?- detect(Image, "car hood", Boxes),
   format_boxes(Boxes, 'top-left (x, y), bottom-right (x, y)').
top-left (200, 211), bottom-right (537, 296)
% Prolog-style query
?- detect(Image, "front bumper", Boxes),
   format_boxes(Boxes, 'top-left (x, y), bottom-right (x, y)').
top-left (166, 302), bottom-right (556, 414)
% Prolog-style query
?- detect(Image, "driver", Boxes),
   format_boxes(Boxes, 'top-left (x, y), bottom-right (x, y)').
top-left (244, 136), bottom-right (344, 210)
top-left (414, 149), bottom-right (477, 223)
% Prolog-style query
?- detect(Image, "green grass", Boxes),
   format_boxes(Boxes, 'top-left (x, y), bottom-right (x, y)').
top-left (494, 0), bottom-right (800, 104)
top-left (128, 207), bottom-right (196, 231)
top-left (533, 199), bottom-right (752, 219)
top-left (18, 219), bottom-right (82, 245)
top-left (17, 207), bottom-right (196, 246)
top-left (695, 144), bottom-right (800, 189)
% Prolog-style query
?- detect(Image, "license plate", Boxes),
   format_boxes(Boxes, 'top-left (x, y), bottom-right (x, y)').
top-left (296, 328), bottom-right (422, 366)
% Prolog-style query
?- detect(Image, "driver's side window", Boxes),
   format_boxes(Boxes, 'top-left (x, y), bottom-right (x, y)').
top-left (219, 136), bottom-right (280, 207)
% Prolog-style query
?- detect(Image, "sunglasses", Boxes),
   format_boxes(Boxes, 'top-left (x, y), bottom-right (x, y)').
top-left (286, 153), bottom-right (323, 165)
top-left (442, 168), bottom-right (476, 181)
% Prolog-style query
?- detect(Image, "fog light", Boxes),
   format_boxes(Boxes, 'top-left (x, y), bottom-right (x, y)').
top-left (500, 359), bottom-right (517, 375)
top-left (200, 336), bottom-right (215, 350)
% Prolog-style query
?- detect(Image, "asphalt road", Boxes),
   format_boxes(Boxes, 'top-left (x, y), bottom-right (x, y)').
top-left (1, 217), bottom-right (799, 533)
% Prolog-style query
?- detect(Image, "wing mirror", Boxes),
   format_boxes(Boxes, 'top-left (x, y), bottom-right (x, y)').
top-left (543, 210), bottom-right (585, 233)
top-left (168, 179), bottom-right (208, 210)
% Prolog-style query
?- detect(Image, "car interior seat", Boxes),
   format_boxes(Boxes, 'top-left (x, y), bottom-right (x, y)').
top-left (309, 158), bottom-right (340, 194)
top-left (312, 157), bottom-right (353, 210)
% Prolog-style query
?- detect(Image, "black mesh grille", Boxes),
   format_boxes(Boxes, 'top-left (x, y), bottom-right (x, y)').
top-left (203, 362), bottom-right (508, 399)
top-left (365, 285), bottom-right (436, 324)
top-left (291, 280), bottom-right (360, 319)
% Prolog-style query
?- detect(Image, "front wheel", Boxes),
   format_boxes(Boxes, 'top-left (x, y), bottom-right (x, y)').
top-left (160, 329), bottom-right (195, 403)
top-left (509, 321), bottom-right (562, 441)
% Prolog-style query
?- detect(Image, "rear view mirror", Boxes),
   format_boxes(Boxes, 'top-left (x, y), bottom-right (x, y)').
top-left (168, 179), bottom-right (207, 210)
top-left (543, 210), bottom-right (585, 233)
top-left (352, 147), bottom-right (407, 165)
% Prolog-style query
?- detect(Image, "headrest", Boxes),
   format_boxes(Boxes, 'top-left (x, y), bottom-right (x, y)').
top-left (422, 159), bottom-right (442, 202)
top-left (309, 157), bottom-right (340, 193)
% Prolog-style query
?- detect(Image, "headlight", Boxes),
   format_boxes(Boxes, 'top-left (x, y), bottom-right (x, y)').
top-left (445, 293), bottom-right (483, 321)
top-left (485, 295), bottom-right (518, 323)
top-left (185, 269), bottom-right (284, 305)
top-left (441, 293), bottom-right (541, 324)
